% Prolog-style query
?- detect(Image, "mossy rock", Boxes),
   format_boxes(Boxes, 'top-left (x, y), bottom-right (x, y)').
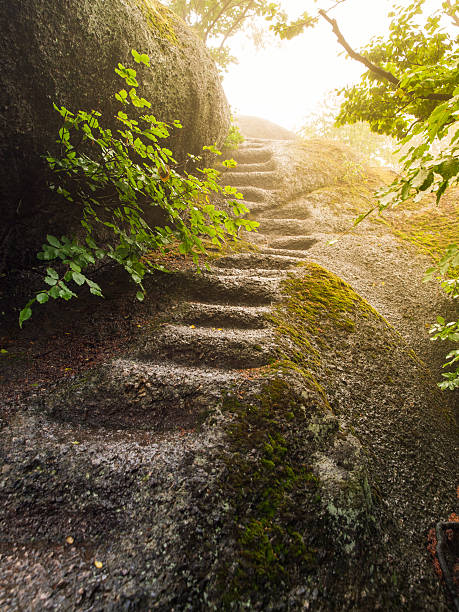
top-left (0, 0), bottom-right (229, 270)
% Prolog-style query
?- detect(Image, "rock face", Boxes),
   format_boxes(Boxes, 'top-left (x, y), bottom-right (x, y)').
top-left (0, 0), bottom-right (229, 270)
top-left (236, 115), bottom-right (297, 140)
top-left (0, 137), bottom-right (457, 610)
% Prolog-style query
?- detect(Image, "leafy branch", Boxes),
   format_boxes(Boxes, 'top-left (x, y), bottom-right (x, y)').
top-left (19, 49), bottom-right (258, 326)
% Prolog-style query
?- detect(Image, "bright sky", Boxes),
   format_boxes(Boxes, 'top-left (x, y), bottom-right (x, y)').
top-left (222, 0), bottom-right (441, 131)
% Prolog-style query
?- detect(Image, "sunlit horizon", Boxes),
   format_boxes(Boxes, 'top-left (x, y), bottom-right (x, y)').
top-left (222, 0), bottom-right (443, 132)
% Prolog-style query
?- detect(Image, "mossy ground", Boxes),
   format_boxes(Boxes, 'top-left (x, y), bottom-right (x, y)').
top-left (214, 263), bottom-right (381, 606)
top-left (219, 378), bottom-right (322, 604)
top-left (380, 186), bottom-right (459, 261)
top-left (135, 0), bottom-right (178, 44)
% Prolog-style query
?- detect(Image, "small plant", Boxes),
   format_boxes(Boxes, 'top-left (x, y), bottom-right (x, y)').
top-left (425, 244), bottom-right (459, 390)
top-left (19, 50), bottom-right (258, 327)
top-left (223, 115), bottom-right (244, 150)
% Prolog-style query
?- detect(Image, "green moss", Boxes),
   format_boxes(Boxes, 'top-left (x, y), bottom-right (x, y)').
top-left (267, 263), bottom-right (380, 412)
top-left (219, 377), bottom-right (321, 604)
top-left (215, 264), bottom-right (386, 605)
top-left (135, 0), bottom-right (178, 44)
top-left (380, 187), bottom-right (459, 261)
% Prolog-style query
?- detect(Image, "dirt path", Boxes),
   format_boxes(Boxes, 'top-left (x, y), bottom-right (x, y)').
top-left (0, 137), bottom-right (457, 611)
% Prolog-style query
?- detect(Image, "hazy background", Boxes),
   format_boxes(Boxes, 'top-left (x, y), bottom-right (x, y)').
top-left (222, 0), bottom-right (441, 131)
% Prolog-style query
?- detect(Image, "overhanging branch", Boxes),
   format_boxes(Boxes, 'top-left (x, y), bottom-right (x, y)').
top-left (318, 9), bottom-right (452, 102)
top-left (318, 9), bottom-right (400, 85)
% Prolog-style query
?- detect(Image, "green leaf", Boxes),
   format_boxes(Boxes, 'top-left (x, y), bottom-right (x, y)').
top-left (72, 271), bottom-right (86, 286)
top-left (19, 306), bottom-right (33, 328)
top-left (136, 291), bottom-right (145, 301)
top-left (36, 293), bottom-right (49, 304)
top-left (47, 235), bottom-right (61, 248)
top-left (48, 285), bottom-right (61, 299)
top-left (46, 267), bottom-right (59, 279)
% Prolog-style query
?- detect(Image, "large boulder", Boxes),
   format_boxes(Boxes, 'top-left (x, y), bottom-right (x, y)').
top-left (236, 115), bottom-right (297, 140)
top-left (0, 0), bottom-right (229, 270)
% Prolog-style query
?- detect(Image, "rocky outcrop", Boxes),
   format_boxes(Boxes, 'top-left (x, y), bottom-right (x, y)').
top-left (0, 0), bottom-right (229, 270)
top-left (0, 137), bottom-right (457, 610)
top-left (236, 115), bottom-right (297, 140)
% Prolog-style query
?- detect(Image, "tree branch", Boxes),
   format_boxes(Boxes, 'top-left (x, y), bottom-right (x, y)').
top-left (318, 9), bottom-right (400, 86)
top-left (319, 9), bottom-right (453, 102)
top-left (204, 0), bottom-right (245, 41)
top-left (218, 3), bottom-right (254, 50)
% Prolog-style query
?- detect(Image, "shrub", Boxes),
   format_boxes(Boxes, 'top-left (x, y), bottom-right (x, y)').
top-left (19, 50), bottom-right (258, 326)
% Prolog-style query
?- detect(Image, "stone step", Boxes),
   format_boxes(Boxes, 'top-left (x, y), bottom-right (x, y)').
top-left (255, 218), bottom-right (315, 236)
top-left (137, 325), bottom-right (275, 370)
top-left (228, 159), bottom-right (276, 173)
top-left (233, 200), bottom-right (277, 216)
top-left (246, 233), bottom-right (270, 247)
top-left (239, 140), bottom-right (266, 148)
top-left (232, 148), bottom-right (273, 164)
top-left (233, 185), bottom-right (277, 203)
top-left (210, 252), bottom-right (301, 270)
top-left (259, 247), bottom-right (309, 259)
top-left (262, 200), bottom-right (314, 220)
top-left (221, 171), bottom-right (277, 189)
top-left (269, 236), bottom-right (319, 250)
top-left (207, 267), bottom-right (289, 279)
top-left (173, 271), bottom-right (281, 306)
top-left (44, 360), bottom-right (243, 432)
top-left (171, 302), bottom-right (271, 329)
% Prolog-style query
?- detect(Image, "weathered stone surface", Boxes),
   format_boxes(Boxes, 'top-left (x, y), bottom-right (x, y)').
top-left (0, 0), bottom-right (229, 269)
top-left (0, 135), bottom-right (457, 611)
top-left (236, 115), bottom-right (297, 140)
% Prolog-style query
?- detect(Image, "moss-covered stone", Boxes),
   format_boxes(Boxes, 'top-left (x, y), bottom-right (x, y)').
top-left (135, 0), bottom-right (178, 44)
top-left (211, 264), bottom-right (383, 606)
top-left (218, 376), bottom-right (323, 604)
top-left (0, 0), bottom-right (229, 270)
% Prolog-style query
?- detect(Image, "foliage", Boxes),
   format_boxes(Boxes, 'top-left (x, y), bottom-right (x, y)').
top-left (425, 246), bottom-right (459, 390)
top-left (223, 114), bottom-right (245, 150)
top-left (19, 50), bottom-right (258, 327)
top-left (375, 74), bottom-right (459, 391)
top-left (166, 0), bottom-right (286, 70)
top-left (300, 97), bottom-right (398, 167)
top-left (335, 1), bottom-right (458, 139)
top-left (333, 1), bottom-right (459, 390)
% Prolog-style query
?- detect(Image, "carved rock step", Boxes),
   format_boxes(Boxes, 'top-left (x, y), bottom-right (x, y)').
top-left (206, 267), bottom-right (289, 279)
top-left (43, 360), bottom-right (243, 432)
top-left (269, 236), bottom-right (319, 250)
top-left (137, 324), bottom-right (275, 370)
top-left (243, 137), bottom-right (280, 145)
top-left (238, 139), bottom-right (267, 148)
top-left (232, 148), bottom-right (273, 164)
top-left (253, 218), bottom-right (316, 236)
top-left (221, 171), bottom-right (277, 189)
top-left (259, 247), bottom-right (310, 259)
top-left (233, 185), bottom-right (277, 203)
top-left (235, 200), bottom-right (278, 216)
top-left (175, 271), bottom-right (281, 306)
top-left (245, 232), bottom-right (270, 247)
top-left (226, 159), bottom-right (276, 173)
top-left (209, 252), bottom-right (301, 270)
top-left (170, 302), bottom-right (271, 329)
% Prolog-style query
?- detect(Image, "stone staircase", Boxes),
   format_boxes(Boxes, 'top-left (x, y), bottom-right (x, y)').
top-left (1, 137), bottom-right (457, 612)
top-left (221, 137), bottom-right (319, 255)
